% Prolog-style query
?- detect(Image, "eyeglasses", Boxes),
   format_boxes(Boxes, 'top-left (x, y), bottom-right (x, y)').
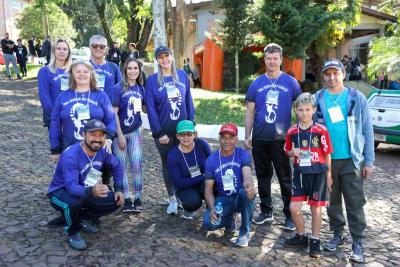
top-left (178, 132), bottom-right (194, 137)
top-left (91, 44), bottom-right (106, 49)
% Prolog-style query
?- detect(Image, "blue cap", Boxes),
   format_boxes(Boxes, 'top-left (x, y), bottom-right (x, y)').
top-left (322, 58), bottom-right (345, 73)
top-left (155, 45), bottom-right (172, 58)
top-left (83, 119), bottom-right (110, 135)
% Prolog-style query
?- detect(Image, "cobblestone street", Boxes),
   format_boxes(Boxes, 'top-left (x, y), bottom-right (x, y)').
top-left (1, 79), bottom-right (399, 266)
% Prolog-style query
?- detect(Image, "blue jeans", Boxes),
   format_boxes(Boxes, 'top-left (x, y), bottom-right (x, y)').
top-left (202, 188), bottom-right (255, 236)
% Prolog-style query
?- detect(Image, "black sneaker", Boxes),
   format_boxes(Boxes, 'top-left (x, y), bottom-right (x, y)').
top-left (284, 233), bottom-right (308, 247)
top-left (252, 211), bottom-right (273, 225)
top-left (132, 199), bottom-right (142, 213)
top-left (122, 198), bottom-right (134, 213)
top-left (8, 75), bottom-right (11, 80)
top-left (17, 75), bottom-right (22, 80)
top-left (309, 237), bottom-right (321, 258)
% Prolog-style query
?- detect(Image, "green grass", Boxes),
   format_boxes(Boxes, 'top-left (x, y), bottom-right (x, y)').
top-left (192, 88), bottom-right (246, 126)
top-left (1, 63), bottom-right (42, 80)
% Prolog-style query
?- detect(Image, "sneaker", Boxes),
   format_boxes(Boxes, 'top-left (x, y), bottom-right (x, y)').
top-left (122, 198), bottom-right (134, 213)
top-left (284, 233), bottom-right (308, 247)
top-left (132, 199), bottom-right (142, 213)
top-left (8, 75), bottom-right (11, 80)
top-left (309, 237), bottom-right (321, 258)
top-left (79, 221), bottom-right (98, 234)
top-left (252, 211), bottom-right (273, 225)
top-left (349, 241), bottom-right (364, 263)
top-left (47, 216), bottom-right (65, 227)
top-left (17, 75), bottom-right (22, 80)
top-left (235, 233), bottom-right (250, 247)
top-left (283, 217), bottom-right (296, 231)
top-left (323, 234), bottom-right (345, 252)
top-left (167, 200), bottom-right (178, 215)
top-left (225, 221), bottom-right (236, 233)
top-left (177, 197), bottom-right (183, 209)
top-left (68, 232), bottom-right (87, 251)
top-left (182, 209), bottom-right (195, 219)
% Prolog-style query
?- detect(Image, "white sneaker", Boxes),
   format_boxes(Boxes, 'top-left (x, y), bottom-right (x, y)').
top-left (167, 200), bottom-right (178, 215)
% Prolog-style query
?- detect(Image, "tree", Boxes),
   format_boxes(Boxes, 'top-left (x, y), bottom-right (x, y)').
top-left (215, 0), bottom-right (254, 92)
top-left (368, 36), bottom-right (400, 79)
top-left (92, 0), bottom-right (114, 47)
top-left (153, 0), bottom-right (168, 50)
top-left (16, 2), bottom-right (77, 42)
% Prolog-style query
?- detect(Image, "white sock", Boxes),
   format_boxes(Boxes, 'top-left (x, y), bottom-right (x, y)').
top-left (310, 235), bottom-right (320, 240)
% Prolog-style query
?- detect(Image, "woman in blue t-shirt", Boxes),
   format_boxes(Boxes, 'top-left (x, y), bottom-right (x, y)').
top-left (49, 60), bottom-right (116, 163)
top-left (167, 120), bottom-right (211, 219)
top-left (145, 46), bottom-right (195, 215)
top-left (38, 38), bottom-right (72, 128)
top-left (111, 58), bottom-right (145, 213)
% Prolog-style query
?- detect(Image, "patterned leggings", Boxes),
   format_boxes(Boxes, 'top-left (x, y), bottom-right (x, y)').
top-left (112, 128), bottom-right (143, 199)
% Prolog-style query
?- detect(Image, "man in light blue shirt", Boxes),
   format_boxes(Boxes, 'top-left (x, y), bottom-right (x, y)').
top-left (314, 59), bottom-right (374, 263)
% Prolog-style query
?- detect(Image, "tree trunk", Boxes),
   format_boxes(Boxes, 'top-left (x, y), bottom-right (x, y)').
top-left (174, 1), bottom-right (183, 67)
top-left (40, 2), bottom-right (49, 36)
top-left (235, 51), bottom-right (239, 93)
top-left (137, 18), bottom-right (153, 52)
top-left (152, 0), bottom-right (168, 52)
top-left (92, 0), bottom-right (113, 47)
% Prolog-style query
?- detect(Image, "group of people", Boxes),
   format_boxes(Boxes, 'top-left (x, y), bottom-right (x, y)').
top-left (36, 35), bottom-right (374, 264)
top-left (106, 41), bottom-right (141, 67)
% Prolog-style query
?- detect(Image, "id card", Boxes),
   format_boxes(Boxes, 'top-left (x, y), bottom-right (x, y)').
top-left (266, 90), bottom-right (279, 105)
top-left (60, 77), bottom-right (69, 91)
top-left (222, 169), bottom-right (236, 193)
top-left (166, 84), bottom-right (179, 98)
top-left (96, 73), bottom-right (105, 88)
top-left (299, 150), bottom-right (312, 166)
top-left (84, 167), bottom-right (102, 187)
top-left (113, 52), bottom-right (117, 58)
top-left (328, 106), bottom-right (344, 123)
top-left (133, 97), bottom-right (142, 113)
top-left (76, 104), bottom-right (90, 120)
top-left (188, 165), bottom-right (201, 178)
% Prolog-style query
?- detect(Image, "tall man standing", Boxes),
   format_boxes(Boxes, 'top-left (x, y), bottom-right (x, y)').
top-left (1, 32), bottom-right (22, 80)
top-left (315, 59), bottom-right (374, 263)
top-left (245, 43), bottom-right (301, 230)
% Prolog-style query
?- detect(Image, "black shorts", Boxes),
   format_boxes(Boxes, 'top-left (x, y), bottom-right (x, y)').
top-left (291, 170), bottom-right (328, 207)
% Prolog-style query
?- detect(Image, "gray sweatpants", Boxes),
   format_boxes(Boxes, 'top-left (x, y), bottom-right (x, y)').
top-left (327, 158), bottom-right (367, 242)
top-left (3, 53), bottom-right (20, 77)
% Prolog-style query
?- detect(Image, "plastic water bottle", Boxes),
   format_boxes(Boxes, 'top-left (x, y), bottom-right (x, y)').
top-left (212, 202), bottom-right (223, 226)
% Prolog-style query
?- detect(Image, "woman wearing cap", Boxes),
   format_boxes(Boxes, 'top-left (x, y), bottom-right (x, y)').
top-left (111, 58), bottom-right (145, 213)
top-left (49, 60), bottom-right (116, 163)
top-left (145, 45), bottom-right (195, 215)
top-left (38, 38), bottom-right (72, 129)
top-left (167, 120), bottom-right (211, 219)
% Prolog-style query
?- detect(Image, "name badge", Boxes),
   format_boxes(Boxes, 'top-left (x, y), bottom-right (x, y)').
top-left (165, 84), bottom-right (179, 98)
top-left (84, 167), bottom-right (102, 187)
top-left (113, 52), bottom-right (117, 58)
top-left (60, 77), bottom-right (69, 91)
top-left (328, 106), bottom-right (344, 123)
top-left (18, 48), bottom-right (23, 55)
top-left (76, 104), bottom-right (90, 121)
top-left (188, 165), bottom-right (201, 178)
top-left (96, 73), bottom-right (105, 88)
top-left (133, 97), bottom-right (142, 113)
top-left (266, 90), bottom-right (279, 105)
top-left (299, 150), bottom-right (312, 166)
top-left (222, 169), bottom-right (236, 193)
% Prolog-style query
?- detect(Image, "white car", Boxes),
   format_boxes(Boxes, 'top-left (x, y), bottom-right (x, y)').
top-left (71, 47), bottom-right (90, 61)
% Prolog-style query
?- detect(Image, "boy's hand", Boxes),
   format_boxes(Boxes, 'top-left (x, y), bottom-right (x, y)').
top-left (327, 173), bottom-right (332, 192)
top-left (292, 147), bottom-right (301, 157)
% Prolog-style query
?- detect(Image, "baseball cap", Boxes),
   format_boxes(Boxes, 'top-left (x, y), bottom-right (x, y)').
top-left (83, 119), bottom-right (110, 135)
top-left (219, 123), bottom-right (238, 136)
top-left (322, 58), bottom-right (345, 73)
top-left (155, 45), bottom-right (172, 58)
top-left (176, 120), bottom-right (195, 134)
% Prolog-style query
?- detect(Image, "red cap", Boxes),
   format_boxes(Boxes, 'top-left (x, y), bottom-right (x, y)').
top-left (219, 123), bottom-right (238, 136)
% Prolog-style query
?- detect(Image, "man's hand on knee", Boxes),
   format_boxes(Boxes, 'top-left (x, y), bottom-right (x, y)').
top-left (92, 183), bottom-right (109, 198)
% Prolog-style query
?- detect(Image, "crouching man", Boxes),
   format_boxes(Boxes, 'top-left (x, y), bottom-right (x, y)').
top-left (47, 119), bottom-right (124, 250)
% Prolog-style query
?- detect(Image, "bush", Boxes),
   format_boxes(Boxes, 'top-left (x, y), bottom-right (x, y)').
top-left (240, 74), bottom-right (258, 92)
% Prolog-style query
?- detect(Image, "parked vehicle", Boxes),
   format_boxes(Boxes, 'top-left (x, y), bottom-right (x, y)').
top-left (367, 88), bottom-right (400, 148)
top-left (71, 47), bottom-right (90, 61)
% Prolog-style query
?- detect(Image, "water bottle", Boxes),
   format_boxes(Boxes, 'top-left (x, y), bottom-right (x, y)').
top-left (212, 202), bottom-right (223, 226)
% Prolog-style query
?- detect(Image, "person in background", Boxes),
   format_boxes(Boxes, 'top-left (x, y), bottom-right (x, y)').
top-left (107, 41), bottom-right (122, 66)
top-left (145, 45), bottom-right (195, 215)
top-left (183, 57), bottom-right (193, 78)
top-left (121, 42), bottom-right (140, 66)
top-left (28, 36), bottom-right (37, 64)
top-left (192, 64), bottom-right (201, 88)
top-left (167, 120), bottom-right (211, 219)
top-left (41, 35), bottom-right (52, 65)
top-left (1, 32), bottom-right (22, 80)
top-left (14, 38), bottom-right (28, 77)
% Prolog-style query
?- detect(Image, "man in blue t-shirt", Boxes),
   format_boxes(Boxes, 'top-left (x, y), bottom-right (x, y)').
top-left (315, 59), bottom-right (374, 263)
top-left (47, 119), bottom-right (124, 251)
top-left (202, 123), bottom-right (255, 247)
top-left (245, 43), bottom-right (301, 229)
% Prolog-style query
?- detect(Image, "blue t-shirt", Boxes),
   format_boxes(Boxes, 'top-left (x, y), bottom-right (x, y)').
top-left (145, 70), bottom-right (195, 137)
top-left (245, 73), bottom-right (301, 141)
top-left (323, 88), bottom-right (351, 159)
top-left (90, 60), bottom-right (122, 98)
top-left (111, 82), bottom-right (144, 134)
top-left (47, 142), bottom-right (123, 198)
top-left (38, 66), bottom-right (69, 126)
top-left (167, 138), bottom-right (211, 189)
top-left (49, 89), bottom-right (116, 153)
top-left (204, 147), bottom-right (252, 196)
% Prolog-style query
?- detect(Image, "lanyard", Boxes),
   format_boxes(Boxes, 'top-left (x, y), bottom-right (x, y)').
top-left (81, 143), bottom-right (97, 167)
top-left (297, 123), bottom-right (313, 153)
top-left (265, 72), bottom-right (282, 90)
top-left (219, 148), bottom-right (236, 178)
top-left (90, 59), bottom-right (105, 72)
top-left (328, 88), bottom-right (346, 107)
top-left (180, 143), bottom-right (198, 172)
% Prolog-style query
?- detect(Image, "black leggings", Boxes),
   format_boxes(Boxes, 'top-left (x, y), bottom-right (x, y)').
top-left (175, 181), bottom-right (204, 212)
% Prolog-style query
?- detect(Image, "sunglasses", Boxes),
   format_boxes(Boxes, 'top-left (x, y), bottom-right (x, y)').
top-left (178, 132), bottom-right (194, 137)
top-left (91, 44), bottom-right (106, 49)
